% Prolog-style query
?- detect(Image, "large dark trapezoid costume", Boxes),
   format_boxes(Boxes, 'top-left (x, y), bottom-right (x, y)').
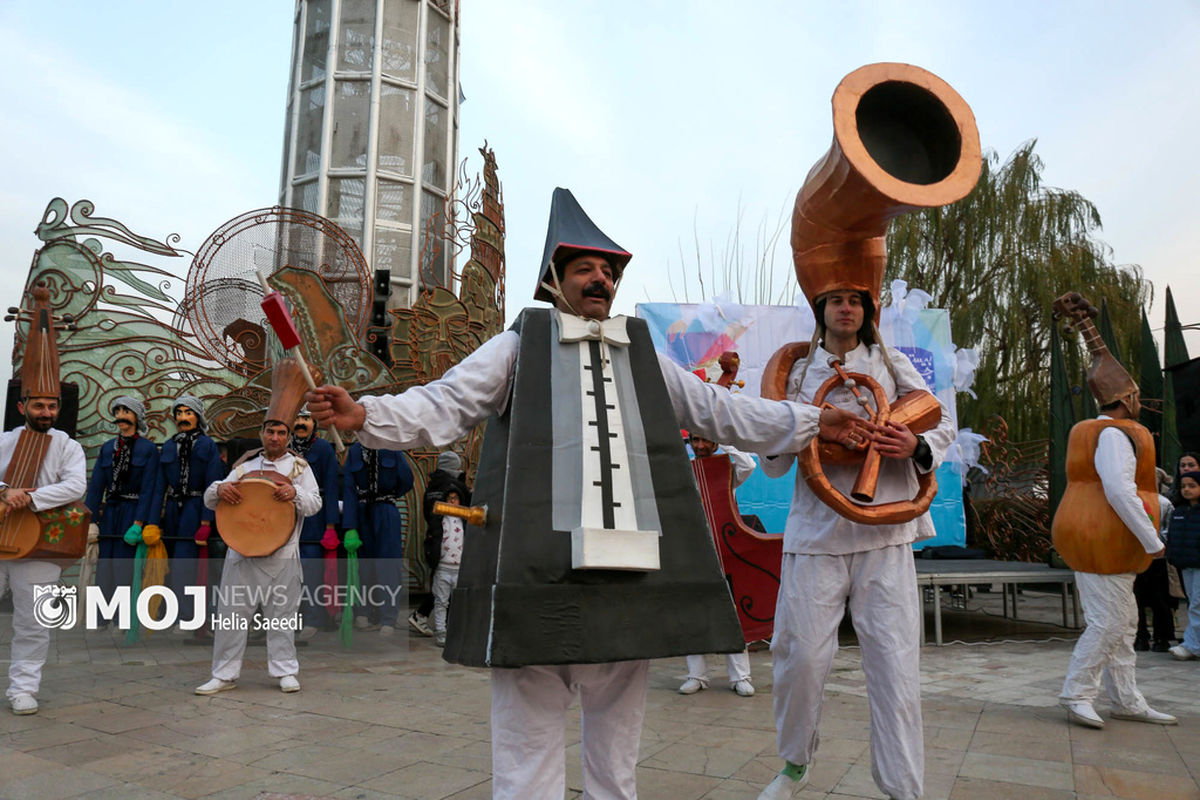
top-left (444, 308), bottom-right (745, 667)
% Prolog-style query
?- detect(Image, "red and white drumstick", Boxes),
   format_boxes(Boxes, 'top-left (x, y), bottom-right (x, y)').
top-left (256, 270), bottom-right (346, 454)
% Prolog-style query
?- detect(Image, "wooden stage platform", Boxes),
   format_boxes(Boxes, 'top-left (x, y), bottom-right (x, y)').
top-left (915, 558), bottom-right (1079, 646)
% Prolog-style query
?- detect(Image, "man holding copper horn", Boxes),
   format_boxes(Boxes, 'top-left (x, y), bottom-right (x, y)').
top-left (0, 284), bottom-right (88, 715)
top-left (755, 63), bottom-right (980, 800)
top-left (195, 357), bottom-right (321, 696)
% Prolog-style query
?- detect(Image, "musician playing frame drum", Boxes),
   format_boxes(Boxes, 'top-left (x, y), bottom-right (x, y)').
top-left (195, 358), bottom-right (321, 696)
top-left (0, 284), bottom-right (87, 716)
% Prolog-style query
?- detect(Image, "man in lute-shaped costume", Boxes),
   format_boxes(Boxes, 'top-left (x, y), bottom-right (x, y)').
top-left (0, 284), bottom-right (87, 715)
top-left (308, 188), bottom-right (870, 798)
top-left (1053, 293), bottom-right (1176, 730)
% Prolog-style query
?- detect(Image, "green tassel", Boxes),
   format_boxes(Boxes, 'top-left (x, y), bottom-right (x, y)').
top-left (339, 549), bottom-right (358, 648)
top-left (125, 542), bottom-right (146, 644)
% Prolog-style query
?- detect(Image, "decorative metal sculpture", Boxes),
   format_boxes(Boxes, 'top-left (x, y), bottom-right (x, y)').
top-left (10, 146), bottom-right (508, 593)
top-left (968, 416), bottom-right (1052, 562)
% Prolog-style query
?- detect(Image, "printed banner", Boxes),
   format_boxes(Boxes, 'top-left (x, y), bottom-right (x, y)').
top-left (637, 292), bottom-right (967, 548)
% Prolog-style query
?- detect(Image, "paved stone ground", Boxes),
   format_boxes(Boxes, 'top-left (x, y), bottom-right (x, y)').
top-left (1, 587), bottom-right (1199, 799)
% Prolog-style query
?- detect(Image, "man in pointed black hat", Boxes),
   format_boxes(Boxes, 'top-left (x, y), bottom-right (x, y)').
top-left (308, 188), bottom-right (871, 798)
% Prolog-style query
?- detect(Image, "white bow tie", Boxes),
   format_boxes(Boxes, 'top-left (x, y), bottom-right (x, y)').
top-left (557, 312), bottom-right (631, 347)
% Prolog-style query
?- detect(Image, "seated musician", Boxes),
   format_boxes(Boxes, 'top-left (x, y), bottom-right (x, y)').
top-left (195, 397), bottom-right (321, 696)
top-left (680, 432), bottom-right (757, 697)
top-left (0, 298), bottom-right (87, 715)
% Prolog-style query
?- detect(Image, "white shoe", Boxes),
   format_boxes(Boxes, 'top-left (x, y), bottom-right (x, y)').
top-left (435, 635), bottom-right (447, 647)
top-left (678, 677), bottom-right (705, 695)
top-left (379, 625), bottom-right (394, 637)
top-left (10, 694), bottom-right (38, 715)
top-left (279, 675), bottom-right (301, 693)
top-left (1169, 644), bottom-right (1197, 661)
top-left (1111, 706), bottom-right (1178, 725)
top-left (756, 765), bottom-right (809, 799)
top-left (1060, 699), bottom-right (1104, 729)
top-left (733, 679), bottom-right (755, 697)
top-left (407, 611), bottom-right (433, 637)
top-left (195, 678), bottom-right (237, 696)
top-left (297, 625), bottom-right (319, 641)
top-left (354, 615), bottom-right (379, 631)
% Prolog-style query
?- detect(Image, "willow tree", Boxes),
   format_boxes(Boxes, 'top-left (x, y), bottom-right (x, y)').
top-left (885, 140), bottom-right (1150, 442)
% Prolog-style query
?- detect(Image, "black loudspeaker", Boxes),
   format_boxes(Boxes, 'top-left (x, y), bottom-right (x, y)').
top-left (4, 379), bottom-right (80, 438)
top-left (369, 269), bottom-right (392, 366)
top-left (1169, 357), bottom-right (1200, 454)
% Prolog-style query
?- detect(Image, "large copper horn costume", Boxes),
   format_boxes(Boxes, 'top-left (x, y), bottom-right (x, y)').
top-left (761, 62), bottom-right (981, 524)
top-left (0, 283), bottom-right (91, 559)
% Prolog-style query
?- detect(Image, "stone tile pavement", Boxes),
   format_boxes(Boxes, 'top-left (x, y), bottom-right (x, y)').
top-left (1, 588), bottom-right (1199, 799)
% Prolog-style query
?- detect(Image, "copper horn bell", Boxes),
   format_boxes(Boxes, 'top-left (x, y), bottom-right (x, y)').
top-left (772, 62), bottom-right (981, 524)
top-left (791, 62), bottom-right (982, 316)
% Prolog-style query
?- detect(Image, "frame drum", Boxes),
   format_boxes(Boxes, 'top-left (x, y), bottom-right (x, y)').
top-left (215, 476), bottom-right (296, 557)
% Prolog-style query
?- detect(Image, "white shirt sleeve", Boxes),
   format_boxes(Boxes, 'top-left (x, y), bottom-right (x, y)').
top-left (656, 352), bottom-right (820, 456)
top-left (357, 331), bottom-right (520, 450)
top-left (1095, 427), bottom-right (1162, 553)
top-left (721, 444), bottom-right (757, 488)
top-left (30, 437), bottom-right (87, 511)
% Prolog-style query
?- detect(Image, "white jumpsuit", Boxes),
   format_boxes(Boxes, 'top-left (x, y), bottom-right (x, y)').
top-left (353, 313), bottom-right (825, 799)
top-left (1058, 417), bottom-right (1164, 713)
top-left (0, 427), bottom-right (87, 701)
top-left (761, 342), bottom-right (955, 800)
top-left (203, 452), bottom-right (321, 681)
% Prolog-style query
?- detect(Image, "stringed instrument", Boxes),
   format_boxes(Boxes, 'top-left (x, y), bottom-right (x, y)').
top-left (1050, 292), bottom-right (1158, 574)
top-left (691, 352), bottom-right (783, 643)
top-left (0, 284), bottom-right (90, 560)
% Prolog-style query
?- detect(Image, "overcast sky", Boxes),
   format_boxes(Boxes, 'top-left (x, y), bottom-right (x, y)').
top-left (2, 1), bottom-right (1198, 386)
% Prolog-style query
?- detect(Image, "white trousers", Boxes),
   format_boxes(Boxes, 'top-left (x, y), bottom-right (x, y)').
top-left (211, 560), bottom-right (302, 681)
top-left (0, 560), bottom-right (62, 700)
top-left (431, 563), bottom-right (459, 636)
top-left (772, 546), bottom-right (923, 800)
top-left (491, 660), bottom-right (648, 800)
top-left (684, 651), bottom-right (751, 687)
top-left (1060, 571), bottom-right (1149, 713)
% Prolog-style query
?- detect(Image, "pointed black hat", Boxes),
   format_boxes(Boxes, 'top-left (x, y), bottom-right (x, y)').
top-left (534, 187), bottom-right (632, 303)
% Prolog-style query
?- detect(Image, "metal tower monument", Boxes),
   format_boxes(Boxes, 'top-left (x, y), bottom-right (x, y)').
top-left (278, 0), bottom-right (460, 359)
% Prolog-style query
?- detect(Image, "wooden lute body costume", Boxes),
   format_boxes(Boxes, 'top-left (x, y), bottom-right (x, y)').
top-left (1049, 292), bottom-right (1158, 574)
top-left (0, 284), bottom-right (90, 560)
